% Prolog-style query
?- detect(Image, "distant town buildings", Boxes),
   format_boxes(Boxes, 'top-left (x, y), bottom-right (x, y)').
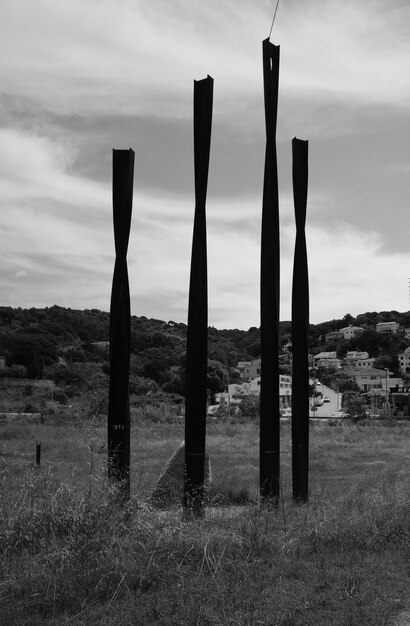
top-left (225, 374), bottom-right (292, 408)
top-left (325, 330), bottom-right (343, 343)
top-left (348, 367), bottom-right (402, 393)
top-left (324, 326), bottom-right (364, 343)
top-left (376, 321), bottom-right (399, 334)
top-left (313, 352), bottom-right (341, 369)
top-left (343, 351), bottom-right (376, 369)
top-left (339, 326), bottom-right (364, 340)
top-left (237, 359), bottom-right (260, 380)
top-left (398, 347), bottom-right (410, 374)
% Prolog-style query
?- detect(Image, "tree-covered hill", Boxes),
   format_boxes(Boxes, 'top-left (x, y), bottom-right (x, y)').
top-left (1, 305), bottom-right (410, 398)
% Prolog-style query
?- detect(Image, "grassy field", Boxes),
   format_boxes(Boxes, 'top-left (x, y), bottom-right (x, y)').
top-left (0, 415), bottom-right (409, 625)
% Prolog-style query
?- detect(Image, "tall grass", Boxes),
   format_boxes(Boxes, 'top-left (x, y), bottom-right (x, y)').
top-left (0, 419), bottom-right (409, 624)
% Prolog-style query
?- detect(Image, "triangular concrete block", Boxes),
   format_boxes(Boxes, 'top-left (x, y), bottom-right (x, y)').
top-left (150, 441), bottom-right (212, 507)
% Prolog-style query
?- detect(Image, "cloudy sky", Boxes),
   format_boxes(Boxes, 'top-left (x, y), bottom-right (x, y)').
top-left (1, 0), bottom-right (410, 329)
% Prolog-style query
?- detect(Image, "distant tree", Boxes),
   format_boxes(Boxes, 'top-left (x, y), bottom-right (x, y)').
top-left (142, 358), bottom-right (168, 383)
top-left (343, 391), bottom-right (367, 422)
top-left (354, 311), bottom-right (381, 327)
top-left (342, 313), bottom-right (355, 326)
top-left (129, 375), bottom-right (158, 396)
top-left (314, 366), bottom-right (338, 387)
top-left (208, 341), bottom-right (229, 365)
top-left (247, 343), bottom-right (261, 358)
top-left (235, 394), bottom-right (259, 421)
top-left (337, 378), bottom-right (361, 393)
top-left (309, 383), bottom-right (323, 398)
top-left (373, 354), bottom-right (400, 377)
top-left (6, 332), bottom-right (58, 378)
top-left (228, 368), bottom-right (242, 384)
top-left (207, 359), bottom-right (229, 403)
top-left (160, 366), bottom-right (184, 396)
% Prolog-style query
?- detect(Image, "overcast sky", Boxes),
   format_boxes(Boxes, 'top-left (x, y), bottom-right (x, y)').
top-left (1, 0), bottom-right (410, 329)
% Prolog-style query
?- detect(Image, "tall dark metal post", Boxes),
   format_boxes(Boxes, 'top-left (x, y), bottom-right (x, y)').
top-left (184, 75), bottom-right (213, 517)
top-left (291, 137), bottom-right (309, 502)
top-left (260, 38), bottom-right (280, 501)
top-left (108, 149), bottom-right (134, 499)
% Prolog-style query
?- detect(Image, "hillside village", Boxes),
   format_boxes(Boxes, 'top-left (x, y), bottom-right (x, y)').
top-left (224, 320), bottom-right (410, 417)
top-left (1, 306), bottom-right (410, 419)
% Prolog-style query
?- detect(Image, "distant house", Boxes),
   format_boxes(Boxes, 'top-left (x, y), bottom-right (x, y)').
top-left (347, 367), bottom-right (402, 392)
top-left (345, 350), bottom-right (369, 362)
top-left (237, 358), bottom-right (260, 380)
top-left (352, 358), bottom-right (376, 369)
top-left (279, 352), bottom-right (292, 365)
top-left (343, 351), bottom-right (375, 369)
top-left (398, 347), bottom-right (410, 373)
top-left (325, 330), bottom-right (343, 343)
top-left (339, 326), bottom-right (364, 340)
top-left (313, 351), bottom-right (341, 369)
top-left (404, 328), bottom-right (410, 341)
top-left (225, 374), bottom-right (292, 408)
top-left (376, 321), bottom-right (399, 334)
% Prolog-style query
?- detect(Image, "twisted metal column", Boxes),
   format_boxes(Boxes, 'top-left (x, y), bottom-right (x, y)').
top-left (108, 149), bottom-right (134, 499)
top-left (291, 137), bottom-right (309, 502)
top-left (260, 38), bottom-right (280, 501)
top-left (184, 75), bottom-right (213, 517)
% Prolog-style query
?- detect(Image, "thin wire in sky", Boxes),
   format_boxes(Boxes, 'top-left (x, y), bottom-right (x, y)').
top-left (268, 0), bottom-right (281, 38)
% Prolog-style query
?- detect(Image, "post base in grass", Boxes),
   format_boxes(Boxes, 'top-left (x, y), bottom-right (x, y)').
top-left (260, 449), bottom-right (280, 503)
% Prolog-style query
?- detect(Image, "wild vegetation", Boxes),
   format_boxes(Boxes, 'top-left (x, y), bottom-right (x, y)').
top-left (1, 307), bottom-right (410, 622)
top-left (0, 416), bottom-right (409, 624)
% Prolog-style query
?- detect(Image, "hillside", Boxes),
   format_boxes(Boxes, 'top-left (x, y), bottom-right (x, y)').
top-left (1, 306), bottom-right (410, 417)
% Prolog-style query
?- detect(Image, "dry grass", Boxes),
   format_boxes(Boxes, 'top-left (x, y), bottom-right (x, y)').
top-left (0, 416), bottom-right (409, 624)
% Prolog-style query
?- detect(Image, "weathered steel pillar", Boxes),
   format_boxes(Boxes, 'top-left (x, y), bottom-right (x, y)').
top-left (108, 149), bottom-right (134, 499)
top-left (260, 38), bottom-right (280, 501)
top-left (291, 137), bottom-right (309, 502)
top-left (184, 75), bottom-right (213, 517)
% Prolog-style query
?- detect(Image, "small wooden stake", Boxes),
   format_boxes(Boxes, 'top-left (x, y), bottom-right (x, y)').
top-left (36, 442), bottom-right (41, 467)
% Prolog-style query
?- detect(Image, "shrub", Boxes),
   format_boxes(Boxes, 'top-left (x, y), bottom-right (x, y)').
top-left (234, 394), bottom-right (259, 421)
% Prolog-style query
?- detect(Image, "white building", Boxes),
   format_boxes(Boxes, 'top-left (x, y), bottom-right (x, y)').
top-left (398, 347), bottom-right (410, 374)
top-left (376, 321), bottom-right (399, 334)
top-left (221, 374), bottom-right (292, 408)
top-left (313, 352), bottom-right (341, 369)
top-left (325, 330), bottom-right (343, 343)
top-left (349, 367), bottom-right (402, 392)
top-left (352, 358), bottom-right (376, 368)
top-left (237, 361), bottom-right (252, 379)
top-left (345, 350), bottom-right (369, 362)
top-left (238, 358), bottom-right (261, 380)
top-left (339, 326), bottom-right (364, 340)
top-left (343, 351), bottom-right (375, 369)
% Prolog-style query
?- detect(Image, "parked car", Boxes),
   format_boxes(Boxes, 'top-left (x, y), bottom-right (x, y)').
top-left (323, 396), bottom-right (330, 403)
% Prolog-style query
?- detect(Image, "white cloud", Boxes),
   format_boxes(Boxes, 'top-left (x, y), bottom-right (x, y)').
top-left (296, 223), bottom-right (410, 324)
top-left (1, 126), bottom-right (409, 327)
top-left (0, 128), bottom-right (108, 210)
top-left (1, 0), bottom-right (409, 122)
top-left (1, 1), bottom-right (410, 327)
